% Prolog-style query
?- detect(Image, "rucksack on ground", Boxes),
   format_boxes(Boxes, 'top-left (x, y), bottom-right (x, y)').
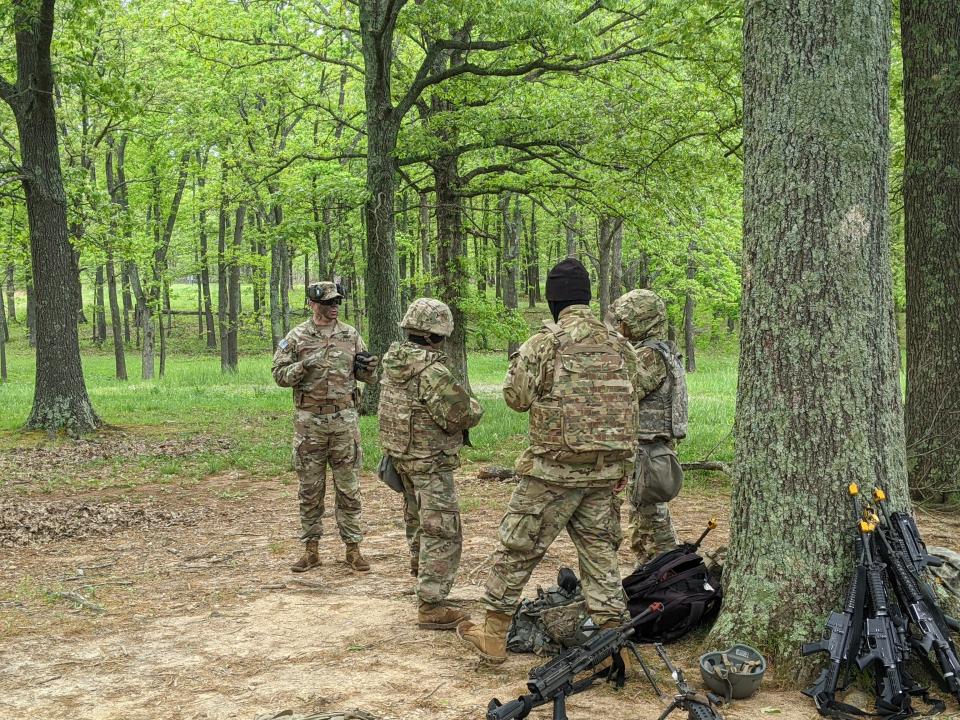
top-left (507, 567), bottom-right (596, 655)
top-left (622, 541), bottom-right (722, 643)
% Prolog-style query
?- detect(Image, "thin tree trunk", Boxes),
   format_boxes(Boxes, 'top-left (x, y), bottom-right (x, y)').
top-left (610, 219), bottom-right (622, 299)
top-left (502, 193), bottom-right (521, 357)
top-left (197, 157), bottom-right (216, 349)
top-left (419, 191), bottom-right (432, 296)
top-left (128, 264), bottom-right (154, 380)
top-left (902, 0), bottom-right (960, 502)
top-left (226, 205), bottom-right (244, 371)
top-left (0, 290), bottom-right (6, 382)
top-left (709, 0), bottom-right (904, 671)
top-left (565, 203), bottom-right (579, 258)
top-left (121, 263), bottom-right (131, 343)
top-left (5, 264), bottom-right (15, 322)
top-left (106, 252), bottom-right (127, 380)
top-left (684, 239), bottom-right (697, 373)
top-left (93, 264), bottom-right (106, 346)
top-left (218, 191), bottom-right (230, 371)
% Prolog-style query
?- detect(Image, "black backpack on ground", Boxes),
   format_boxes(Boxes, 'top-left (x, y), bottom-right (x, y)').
top-left (622, 541), bottom-right (723, 643)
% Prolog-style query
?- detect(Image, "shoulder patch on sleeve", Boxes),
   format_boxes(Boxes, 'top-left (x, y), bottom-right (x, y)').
top-left (278, 338), bottom-right (290, 351)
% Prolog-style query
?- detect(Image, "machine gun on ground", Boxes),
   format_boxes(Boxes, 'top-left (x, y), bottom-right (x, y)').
top-left (486, 602), bottom-right (663, 720)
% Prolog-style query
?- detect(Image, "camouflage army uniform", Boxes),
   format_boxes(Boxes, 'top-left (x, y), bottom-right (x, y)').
top-left (480, 305), bottom-right (640, 626)
top-left (378, 315), bottom-right (483, 605)
top-left (610, 290), bottom-right (682, 564)
top-left (272, 310), bottom-right (376, 546)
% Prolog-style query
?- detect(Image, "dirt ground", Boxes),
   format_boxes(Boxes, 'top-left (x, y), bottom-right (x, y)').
top-left (2, 450), bottom-right (960, 720)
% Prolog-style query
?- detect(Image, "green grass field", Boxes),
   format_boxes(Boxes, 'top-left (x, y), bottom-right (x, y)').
top-left (0, 288), bottom-right (736, 493)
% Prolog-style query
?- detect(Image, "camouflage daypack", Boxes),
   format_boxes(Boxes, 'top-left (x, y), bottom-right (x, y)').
top-left (639, 339), bottom-right (688, 440)
top-left (506, 568), bottom-right (596, 655)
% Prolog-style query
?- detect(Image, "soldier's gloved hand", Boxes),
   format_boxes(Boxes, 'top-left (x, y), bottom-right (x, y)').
top-left (302, 351), bottom-right (325, 370)
top-left (354, 352), bottom-right (379, 374)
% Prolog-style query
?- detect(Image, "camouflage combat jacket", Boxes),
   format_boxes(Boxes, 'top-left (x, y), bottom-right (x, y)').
top-left (504, 305), bottom-right (641, 487)
top-left (631, 339), bottom-right (670, 443)
top-left (378, 341), bottom-right (483, 461)
top-left (272, 319), bottom-right (375, 412)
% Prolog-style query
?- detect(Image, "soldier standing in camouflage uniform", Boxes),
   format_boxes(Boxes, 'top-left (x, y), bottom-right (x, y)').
top-left (609, 289), bottom-right (687, 564)
top-left (458, 258), bottom-right (641, 664)
top-left (379, 298), bottom-right (484, 629)
top-left (272, 281), bottom-right (379, 573)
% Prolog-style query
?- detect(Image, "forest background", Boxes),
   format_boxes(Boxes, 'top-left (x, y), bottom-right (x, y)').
top-left (2, 0), bottom-right (959, 703)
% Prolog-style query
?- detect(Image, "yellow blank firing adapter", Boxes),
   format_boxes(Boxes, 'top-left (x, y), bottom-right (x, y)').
top-left (849, 483), bottom-right (860, 496)
top-left (708, 518), bottom-right (718, 530)
top-left (859, 519), bottom-right (875, 533)
top-left (873, 488), bottom-right (887, 502)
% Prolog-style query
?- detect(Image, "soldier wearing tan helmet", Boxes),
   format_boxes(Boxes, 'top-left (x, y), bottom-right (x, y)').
top-left (272, 281), bottom-right (379, 573)
top-left (378, 298), bottom-right (483, 630)
top-left (458, 258), bottom-right (642, 668)
top-left (609, 289), bottom-right (689, 564)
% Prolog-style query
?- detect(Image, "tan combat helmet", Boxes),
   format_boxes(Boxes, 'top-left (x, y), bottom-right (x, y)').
top-left (400, 298), bottom-right (454, 337)
top-left (307, 281), bottom-right (343, 303)
top-left (610, 289), bottom-right (667, 341)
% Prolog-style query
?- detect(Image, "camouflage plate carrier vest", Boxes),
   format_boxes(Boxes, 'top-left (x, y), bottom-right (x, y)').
top-left (378, 350), bottom-right (461, 459)
top-left (294, 324), bottom-right (358, 411)
top-left (529, 322), bottom-right (636, 461)
top-left (637, 339), bottom-right (688, 440)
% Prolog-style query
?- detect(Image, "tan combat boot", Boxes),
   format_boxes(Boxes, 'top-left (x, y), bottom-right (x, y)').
top-left (345, 542), bottom-right (370, 572)
top-left (456, 610), bottom-right (511, 663)
top-left (290, 540), bottom-right (320, 573)
top-left (418, 602), bottom-right (470, 630)
top-left (595, 620), bottom-right (634, 680)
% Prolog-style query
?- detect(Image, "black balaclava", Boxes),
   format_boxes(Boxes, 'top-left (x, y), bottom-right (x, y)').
top-left (545, 258), bottom-right (591, 321)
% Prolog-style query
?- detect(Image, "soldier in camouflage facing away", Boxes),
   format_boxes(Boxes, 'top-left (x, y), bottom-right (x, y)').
top-left (609, 289), bottom-right (688, 564)
top-left (272, 281), bottom-right (379, 573)
top-left (379, 298), bottom-right (484, 630)
top-left (458, 258), bottom-right (641, 664)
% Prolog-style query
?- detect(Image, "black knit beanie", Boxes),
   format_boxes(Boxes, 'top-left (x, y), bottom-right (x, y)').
top-left (545, 258), bottom-right (591, 303)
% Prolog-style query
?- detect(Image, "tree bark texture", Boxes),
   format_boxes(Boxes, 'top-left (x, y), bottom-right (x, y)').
top-left (502, 194), bottom-right (521, 358)
top-left (711, 0), bottom-right (906, 673)
top-left (197, 153), bottom-right (217, 350)
top-left (902, 0), bottom-right (960, 501)
top-left (93, 265), bottom-right (106, 346)
top-left (106, 253), bottom-right (127, 380)
top-left (1, 0), bottom-right (100, 431)
top-left (358, 0), bottom-right (403, 414)
top-left (226, 205), bottom-right (244, 372)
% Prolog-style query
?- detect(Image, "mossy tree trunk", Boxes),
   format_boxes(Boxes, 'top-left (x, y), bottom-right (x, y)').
top-left (0, 0), bottom-right (100, 432)
top-left (902, 0), bottom-right (960, 503)
top-left (710, 0), bottom-right (907, 677)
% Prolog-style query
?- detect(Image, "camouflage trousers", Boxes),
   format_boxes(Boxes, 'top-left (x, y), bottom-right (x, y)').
top-left (394, 455), bottom-right (462, 604)
top-left (483, 476), bottom-right (626, 626)
top-left (293, 409), bottom-right (363, 544)
top-left (629, 501), bottom-right (678, 564)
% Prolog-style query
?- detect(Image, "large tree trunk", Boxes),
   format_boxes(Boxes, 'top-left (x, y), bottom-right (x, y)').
top-left (434, 151), bottom-right (471, 390)
top-left (358, 4), bottom-right (402, 414)
top-left (1, 0), bottom-right (99, 431)
top-left (709, 0), bottom-right (905, 672)
top-left (106, 252), bottom-right (127, 380)
top-left (902, 0), bottom-right (960, 503)
top-left (26, 281), bottom-right (36, 348)
top-left (501, 193), bottom-right (521, 357)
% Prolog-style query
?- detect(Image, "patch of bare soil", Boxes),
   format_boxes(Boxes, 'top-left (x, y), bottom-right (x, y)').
top-left (1, 469), bottom-right (958, 720)
top-left (0, 431), bottom-right (232, 485)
